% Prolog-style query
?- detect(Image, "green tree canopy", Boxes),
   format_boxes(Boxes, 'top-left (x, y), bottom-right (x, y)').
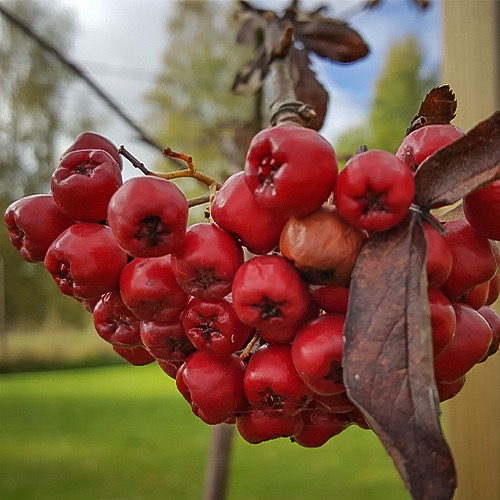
top-left (0, 0), bottom-right (89, 329)
top-left (144, 0), bottom-right (254, 200)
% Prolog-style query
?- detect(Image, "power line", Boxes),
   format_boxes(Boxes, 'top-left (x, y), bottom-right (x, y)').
top-left (0, 3), bottom-right (163, 153)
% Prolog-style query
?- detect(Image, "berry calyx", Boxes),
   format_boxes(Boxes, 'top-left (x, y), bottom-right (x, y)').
top-left (107, 176), bottom-right (188, 258)
top-left (232, 254), bottom-right (310, 335)
top-left (334, 149), bottom-right (415, 232)
top-left (171, 222), bottom-right (244, 300)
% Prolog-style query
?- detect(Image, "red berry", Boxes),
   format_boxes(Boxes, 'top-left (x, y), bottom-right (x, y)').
top-left (244, 124), bottom-right (338, 218)
top-left (461, 281), bottom-right (490, 310)
top-left (176, 351), bottom-right (247, 425)
top-left (181, 296), bottom-right (252, 356)
top-left (157, 358), bottom-right (183, 379)
top-left (463, 180), bottom-right (500, 241)
top-left (112, 345), bottom-right (155, 366)
top-left (433, 303), bottom-right (493, 383)
top-left (243, 344), bottom-right (313, 415)
top-left (395, 124), bottom-right (465, 171)
top-left (139, 320), bottom-right (195, 363)
top-left (292, 408), bottom-right (347, 447)
top-left (236, 408), bottom-right (303, 444)
top-left (428, 288), bottom-right (456, 358)
top-left (291, 313), bottom-right (346, 395)
top-left (140, 318), bottom-right (186, 342)
top-left (107, 176), bottom-right (188, 258)
top-left (93, 290), bottom-right (142, 347)
top-left (477, 306), bottom-right (500, 358)
top-left (439, 218), bottom-right (497, 302)
top-left (311, 284), bottom-right (350, 314)
top-left (232, 254), bottom-right (310, 335)
top-left (171, 222), bottom-right (244, 300)
top-left (61, 131), bottom-right (123, 170)
top-left (423, 222), bottom-right (453, 288)
top-left (255, 296), bottom-right (320, 345)
top-left (44, 222), bottom-right (128, 299)
top-left (4, 194), bottom-right (74, 263)
top-left (51, 149), bottom-right (122, 222)
top-left (334, 150), bottom-right (415, 232)
top-left (119, 255), bottom-right (188, 322)
top-left (211, 171), bottom-right (288, 255)
top-left (486, 272), bottom-right (500, 306)
top-left (311, 392), bottom-right (356, 414)
top-left (436, 376), bottom-right (466, 403)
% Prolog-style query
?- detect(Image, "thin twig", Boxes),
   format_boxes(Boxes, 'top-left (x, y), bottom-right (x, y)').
top-left (118, 145), bottom-right (152, 175)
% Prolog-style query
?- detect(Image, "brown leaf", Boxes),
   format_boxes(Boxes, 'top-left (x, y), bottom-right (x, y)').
top-left (343, 212), bottom-right (456, 500)
top-left (294, 19), bottom-right (369, 63)
top-left (414, 111), bottom-right (500, 208)
top-left (289, 47), bottom-right (328, 130)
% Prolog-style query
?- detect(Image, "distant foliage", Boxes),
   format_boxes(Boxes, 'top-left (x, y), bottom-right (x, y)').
top-left (0, 0), bottom-right (89, 328)
top-left (144, 1), bottom-right (255, 194)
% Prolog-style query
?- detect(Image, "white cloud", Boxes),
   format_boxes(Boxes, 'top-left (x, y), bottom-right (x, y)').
top-left (319, 81), bottom-right (369, 144)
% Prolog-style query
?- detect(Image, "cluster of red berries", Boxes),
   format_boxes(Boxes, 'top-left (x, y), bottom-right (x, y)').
top-left (4, 122), bottom-right (499, 447)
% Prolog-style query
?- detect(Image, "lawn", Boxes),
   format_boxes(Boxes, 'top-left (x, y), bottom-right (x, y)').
top-left (0, 363), bottom-right (409, 500)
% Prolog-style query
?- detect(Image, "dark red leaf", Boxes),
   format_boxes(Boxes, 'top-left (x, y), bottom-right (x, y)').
top-left (418, 85), bottom-right (457, 123)
top-left (411, 0), bottom-right (431, 10)
top-left (414, 111), bottom-right (500, 208)
top-left (407, 85), bottom-right (457, 133)
top-left (294, 19), bottom-right (369, 63)
top-left (289, 48), bottom-right (328, 130)
top-left (343, 212), bottom-right (456, 500)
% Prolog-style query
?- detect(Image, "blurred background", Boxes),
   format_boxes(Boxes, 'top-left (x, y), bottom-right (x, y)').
top-left (0, 0), bottom-right (498, 499)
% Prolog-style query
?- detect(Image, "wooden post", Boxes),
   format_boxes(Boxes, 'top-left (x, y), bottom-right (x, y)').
top-left (202, 424), bottom-right (235, 500)
top-left (441, 1), bottom-right (500, 499)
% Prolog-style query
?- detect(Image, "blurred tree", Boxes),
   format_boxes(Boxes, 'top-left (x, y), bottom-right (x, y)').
top-left (144, 0), bottom-right (255, 200)
top-left (0, 0), bottom-right (89, 329)
top-left (335, 35), bottom-right (437, 161)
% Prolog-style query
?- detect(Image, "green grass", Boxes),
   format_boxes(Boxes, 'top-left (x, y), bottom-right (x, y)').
top-left (0, 364), bottom-right (409, 500)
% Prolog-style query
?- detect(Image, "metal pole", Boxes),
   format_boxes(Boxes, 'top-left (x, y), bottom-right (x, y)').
top-left (0, 256), bottom-right (7, 357)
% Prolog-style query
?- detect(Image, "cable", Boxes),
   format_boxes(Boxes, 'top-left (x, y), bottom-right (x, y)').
top-left (0, 3), bottom-right (163, 153)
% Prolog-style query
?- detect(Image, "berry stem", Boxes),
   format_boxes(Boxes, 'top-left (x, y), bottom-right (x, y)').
top-left (410, 204), bottom-right (447, 235)
top-left (118, 145), bottom-right (222, 207)
top-left (239, 331), bottom-right (260, 360)
top-left (161, 147), bottom-right (222, 189)
top-left (188, 194), bottom-right (211, 208)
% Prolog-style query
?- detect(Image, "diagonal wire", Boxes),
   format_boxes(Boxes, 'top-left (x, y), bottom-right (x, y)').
top-left (0, 3), bottom-right (164, 153)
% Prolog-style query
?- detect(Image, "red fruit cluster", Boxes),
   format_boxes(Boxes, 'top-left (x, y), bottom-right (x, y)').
top-left (4, 122), bottom-right (499, 449)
